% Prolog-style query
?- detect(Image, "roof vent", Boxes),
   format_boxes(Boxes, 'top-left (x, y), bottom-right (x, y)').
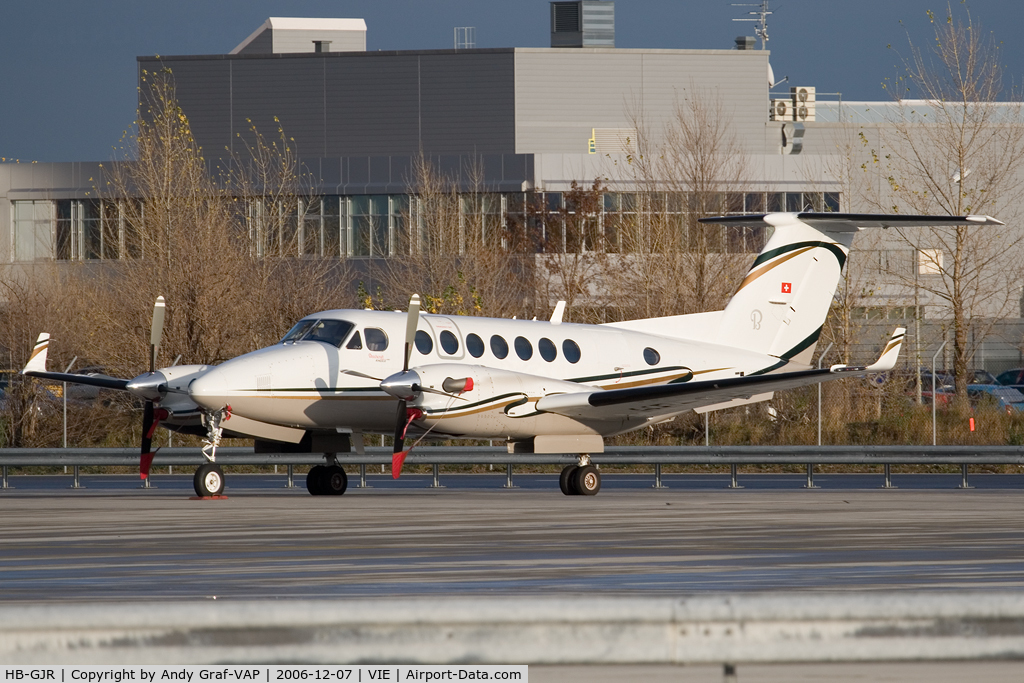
top-left (735, 36), bottom-right (755, 50)
top-left (551, 1), bottom-right (614, 48)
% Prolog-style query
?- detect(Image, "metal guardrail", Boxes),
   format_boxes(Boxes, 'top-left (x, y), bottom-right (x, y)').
top-left (1, 445), bottom-right (1023, 489)
top-left (2, 593), bottom-right (1024, 664)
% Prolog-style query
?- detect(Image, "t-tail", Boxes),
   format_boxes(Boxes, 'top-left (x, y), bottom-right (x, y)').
top-left (702, 212), bottom-right (1004, 366)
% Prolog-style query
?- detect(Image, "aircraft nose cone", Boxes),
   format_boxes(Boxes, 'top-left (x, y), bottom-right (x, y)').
top-left (125, 371), bottom-right (168, 401)
top-left (188, 368), bottom-right (229, 409)
top-left (380, 370), bottom-right (421, 401)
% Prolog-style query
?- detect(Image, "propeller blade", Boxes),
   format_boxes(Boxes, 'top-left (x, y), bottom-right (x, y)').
top-left (140, 401), bottom-right (155, 480)
top-left (140, 404), bottom-right (168, 480)
top-left (392, 399), bottom-right (408, 454)
top-left (403, 294), bottom-right (421, 373)
top-left (150, 296), bottom-right (165, 372)
top-left (391, 403), bottom-right (424, 478)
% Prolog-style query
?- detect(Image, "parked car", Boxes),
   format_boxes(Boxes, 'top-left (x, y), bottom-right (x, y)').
top-left (967, 384), bottom-right (1024, 413)
top-left (996, 368), bottom-right (1024, 392)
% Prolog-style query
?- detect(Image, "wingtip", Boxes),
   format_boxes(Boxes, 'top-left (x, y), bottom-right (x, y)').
top-left (867, 327), bottom-right (907, 372)
top-left (22, 333), bottom-right (51, 374)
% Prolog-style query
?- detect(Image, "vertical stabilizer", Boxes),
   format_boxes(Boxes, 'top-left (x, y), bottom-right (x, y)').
top-left (713, 213), bottom-right (854, 365)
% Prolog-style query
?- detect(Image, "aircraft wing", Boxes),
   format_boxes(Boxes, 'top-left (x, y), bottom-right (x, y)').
top-left (536, 328), bottom-right (905, 422)
top-left (21, 334), bottom-right (130, 390)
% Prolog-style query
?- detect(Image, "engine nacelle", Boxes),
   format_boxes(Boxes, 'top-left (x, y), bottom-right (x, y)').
top-left (408, 364), bottom-right (601, 439)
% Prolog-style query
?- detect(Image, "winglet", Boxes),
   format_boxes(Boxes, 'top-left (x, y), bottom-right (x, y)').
top-left (23, 333), bottom-right (50, 375)
top-left (867, 327), bottom-right (906, 373)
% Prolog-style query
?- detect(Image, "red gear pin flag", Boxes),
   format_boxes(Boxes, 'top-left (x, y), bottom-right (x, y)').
top-left (782, 282), bottom-right (792, 294)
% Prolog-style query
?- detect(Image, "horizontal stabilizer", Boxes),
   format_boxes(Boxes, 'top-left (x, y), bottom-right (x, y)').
top-left (700, 212), bottom-right (1004, 231)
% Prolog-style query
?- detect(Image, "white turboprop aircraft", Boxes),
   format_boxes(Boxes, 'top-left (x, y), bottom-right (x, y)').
top-left (22, 212), bottom-right (1002, 497)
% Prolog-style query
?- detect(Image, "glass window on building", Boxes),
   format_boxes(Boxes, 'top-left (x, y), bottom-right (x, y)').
top-left (348, 195), bottom-right (389, 257)
top-left (12, 200), bottom-right (55, 262)
top-left (300, 197), bottom-right (322, 256)
top-left (323, 196), bottom-right (341, 257)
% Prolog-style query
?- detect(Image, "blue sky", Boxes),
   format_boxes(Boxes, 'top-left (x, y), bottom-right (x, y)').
top-left (2, 0), bottom-right (1021, 162)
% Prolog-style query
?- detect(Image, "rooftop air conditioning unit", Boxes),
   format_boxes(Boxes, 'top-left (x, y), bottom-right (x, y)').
top-left (770, 98), bottom-right (791, 121)
top-left (791, 86), bottom-right (816, 122)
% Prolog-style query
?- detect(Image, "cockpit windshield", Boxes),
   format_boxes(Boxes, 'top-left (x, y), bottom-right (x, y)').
top-left (280, 319), bottom-right (355, 348)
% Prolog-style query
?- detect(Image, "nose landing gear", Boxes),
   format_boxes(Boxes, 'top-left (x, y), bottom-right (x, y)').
top-left (194, 408), bottom-right (229, 498)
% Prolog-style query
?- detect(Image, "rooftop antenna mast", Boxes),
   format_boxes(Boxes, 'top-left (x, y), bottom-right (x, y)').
top-left (732, 1), bottom-right (772, 50)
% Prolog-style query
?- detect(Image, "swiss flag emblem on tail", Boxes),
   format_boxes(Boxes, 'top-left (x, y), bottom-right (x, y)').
top-left (781, 282), bottom-right (792, 294)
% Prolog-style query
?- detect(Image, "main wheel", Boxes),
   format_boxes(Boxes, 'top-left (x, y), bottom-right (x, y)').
top-left (323, 465), bottom-right (348, 496)
top-left (193, 463), bottom-right (225, 497)
top-left (573, 465), bottom-right (601, 496)
top-left (306, 465), bottom-right (327, 495)
top-left (559, 465), bottom-right (578, 495)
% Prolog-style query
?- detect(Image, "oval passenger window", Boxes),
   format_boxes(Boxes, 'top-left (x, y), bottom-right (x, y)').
top-left (364, 328), bottom-right (389, 351)
top-left (515, 336), bottom-right (533, 361)
top-left (439, 330), bottom-right (460, 355)
top-left (466, 333), bottom-right (485, 358)
top-left (562, 339), bottom-right (581, 364)
top-left (490, 335), bottom-right (509, 359)
top-left (643, 347), bottom-right (661, 365)
top-left (415, 330), bottom-right (433, 354)
top-left (538, 338), bottom-right (557, 362)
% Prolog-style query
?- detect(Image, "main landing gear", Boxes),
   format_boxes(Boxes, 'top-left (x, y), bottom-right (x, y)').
top-left (306, 456), bottom-right (348, 496)
top-left (560, 455), bottom-right (601, 496)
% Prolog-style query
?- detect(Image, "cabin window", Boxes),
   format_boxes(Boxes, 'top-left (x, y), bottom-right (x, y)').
top-left (281, 320), bottom-right (317, 343)
top-left (439, 330), bottom-right (459, 355)
top-left (643, 347), bottom-right (661, 365)
top-left (539, 338), bottom-right (557, 362)
top-left (515, 336), bottom-right (533, 361)
top-left (346, 331), bottom-right (363, 350)
top-left (562, 340), bottom-right (581, 363)
top-left (365, 328), bottom-right (389, 351)
top-left (305, 320), bottom-right (355, 348)
top-left (490, 335), bottom-right (509, 359)
top-left (415, 330), bottom-right (433, 354)
top-left (466, 333), bottom-right (485, 358)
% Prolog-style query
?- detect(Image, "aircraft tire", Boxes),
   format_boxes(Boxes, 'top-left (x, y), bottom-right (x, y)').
top-left (324, 465), bottom-right (348, 495)
top-left (193, 463), bottom-right (225, 497)
top-left (559, 465), bottom-right (578, 495)
top-left (306, 465), bottom-right (327, 495)
top-left (573, 465), bottom-right (601, 496)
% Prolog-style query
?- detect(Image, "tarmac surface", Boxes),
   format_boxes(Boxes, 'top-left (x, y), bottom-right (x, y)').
top-left (3, 473), bottom-right (1024, 680)
top-left (2, 472), bottom-right (1024, 600)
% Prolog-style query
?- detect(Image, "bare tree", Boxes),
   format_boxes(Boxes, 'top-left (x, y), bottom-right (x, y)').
top-left (609, 90), bottom-right (754, 321)
top-left (865, 3), bottom-right (1024, 403)
top-left (377, 155), bottom-right (534, 318)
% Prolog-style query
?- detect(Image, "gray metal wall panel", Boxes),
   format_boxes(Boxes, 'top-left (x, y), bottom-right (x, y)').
top-left (323, 54), bottom-right (421, 156)
top-left (419, 53), bottom-right (516, 155)
top-left (230, 59), bottom-right (326, 158)
top-left (151, 59), bottom-right (233, 157)
top-left (514, 49), bottom-right (769, 155)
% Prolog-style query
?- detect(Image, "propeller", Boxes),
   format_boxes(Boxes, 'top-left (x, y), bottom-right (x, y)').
top-left (139, 296), bottom-right (166, 480)
top-left (388, 294), bottom-right (421, 478)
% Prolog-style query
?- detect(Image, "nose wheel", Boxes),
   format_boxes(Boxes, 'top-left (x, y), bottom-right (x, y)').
top-left (194, 463), bottom-right (225, 497)
top-left (559, 458), bottom-right (601, 496)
